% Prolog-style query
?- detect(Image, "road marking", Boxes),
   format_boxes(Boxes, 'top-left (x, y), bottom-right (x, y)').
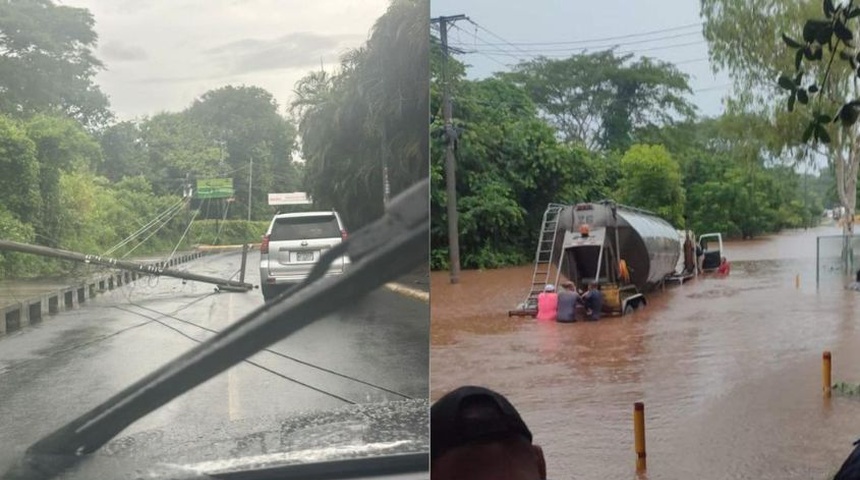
top-left (383, 283), bottom-right (429, 303)
top-left (227, 294), bottom-right (240, 421)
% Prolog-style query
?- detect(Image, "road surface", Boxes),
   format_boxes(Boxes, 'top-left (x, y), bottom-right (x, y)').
top-left (0, 250), bottom-right (428, 471)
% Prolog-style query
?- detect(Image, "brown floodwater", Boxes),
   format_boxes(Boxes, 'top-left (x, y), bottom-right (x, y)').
top-left (431, 225), bottom-right (860, 480)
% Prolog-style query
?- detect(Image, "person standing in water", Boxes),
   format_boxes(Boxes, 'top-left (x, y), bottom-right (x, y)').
top-left (556, 281), bottom-right (580, 323)
top-left (535, 284), bottom-right (558, 321)
top-left (581, 282), bottom-right (603, 321)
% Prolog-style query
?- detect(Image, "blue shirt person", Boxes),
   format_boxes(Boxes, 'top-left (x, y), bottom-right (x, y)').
top-left (582, 282), bottom-right (603, 321)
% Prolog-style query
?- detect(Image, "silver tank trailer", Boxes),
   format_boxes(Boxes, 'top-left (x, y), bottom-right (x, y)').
top-left (555, 201), bottom-right (680, 291)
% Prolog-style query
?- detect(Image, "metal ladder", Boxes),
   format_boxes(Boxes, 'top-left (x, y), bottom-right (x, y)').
top-left (522, 203), bottom-right (566, 310)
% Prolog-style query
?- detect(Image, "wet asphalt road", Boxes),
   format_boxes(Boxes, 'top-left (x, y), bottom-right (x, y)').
top-left (0, 250), bottom-right (428, 471)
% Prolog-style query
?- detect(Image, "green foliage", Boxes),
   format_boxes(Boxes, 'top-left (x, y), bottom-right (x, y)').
top-left (616, 144), bottom-right (686, 226)
top-left (644, 116), bottom-right (828, 238)
top-left (430, 31), bottom-right (829, 270)
top-left (138, 112), bottom-right (222, 194)
top-left (0, 0), bottom-right (112, 129)
top-left (187, 85), bottom-right (299, 220)
top-left (430, 46), bottom-right (608, 269)
top-left (702, 0), bottom-right (860, 254)
top-left (94, 88), bottom-right (300, 221)
top-left (24, 114), bottom-right (102, 247)
top-left (502, 51), bottom-right (695, 151)
top-left (189, 220), bottom-right (270, 246)
top-left (0, 116), bottom-right (41, 223)
top-left (774, 0), bottom-right (860, 140)
top-left (0, 204), bottom-right (41, 278)
top-left (292, 0), bottom-right (428, 228)
top-left (98, 121), bottom-right (148, 182)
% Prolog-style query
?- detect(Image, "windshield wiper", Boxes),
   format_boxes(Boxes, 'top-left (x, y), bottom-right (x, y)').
top-left (5, 179), bottom-right (429, 480)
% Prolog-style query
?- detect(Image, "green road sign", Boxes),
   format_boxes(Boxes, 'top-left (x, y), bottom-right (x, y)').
top-left (196, 178), bottom-right (234, 199)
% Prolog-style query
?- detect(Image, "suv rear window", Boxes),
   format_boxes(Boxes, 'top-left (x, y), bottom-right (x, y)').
top-left (270, 215), bottom-right (340, 241)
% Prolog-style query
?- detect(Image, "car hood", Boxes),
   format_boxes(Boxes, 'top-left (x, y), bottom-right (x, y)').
top-left (21, 399), bottom-right (428, 480)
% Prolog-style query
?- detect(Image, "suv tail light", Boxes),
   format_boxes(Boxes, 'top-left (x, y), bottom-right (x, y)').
top-left (341, 229), bottom-right (348, 241)
top-left (261, 234), bottom-right (270, 254)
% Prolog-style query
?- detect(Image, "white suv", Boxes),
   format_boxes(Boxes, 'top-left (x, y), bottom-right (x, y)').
top-left (259, 211), bottom-right (351, 301)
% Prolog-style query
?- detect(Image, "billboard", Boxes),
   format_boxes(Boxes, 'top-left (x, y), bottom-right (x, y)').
top-left (268, 192), bottom-right (312, 205)
top-left (196, 178), bottom-right (234, 199)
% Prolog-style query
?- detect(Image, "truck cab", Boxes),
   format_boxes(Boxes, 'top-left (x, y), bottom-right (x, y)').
top-left (698, 233), bottom-right (724, 272)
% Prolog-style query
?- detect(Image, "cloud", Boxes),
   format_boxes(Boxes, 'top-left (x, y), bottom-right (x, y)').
top-left (101, 40), bottom-right (148, 62)
top-left (131, 74), bottom-right (212, 85)
top-left (204, 31), bottom-right (364, 74)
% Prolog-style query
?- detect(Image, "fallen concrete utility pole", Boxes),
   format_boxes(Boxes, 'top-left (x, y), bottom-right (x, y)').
top-left (0, 240), bottom-right (253, 291)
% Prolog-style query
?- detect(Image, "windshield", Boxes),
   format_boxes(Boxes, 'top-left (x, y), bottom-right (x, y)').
top-left (0, 0), bottom-right (430, 478)
top-left (271, 215), bottom-right (340, 241)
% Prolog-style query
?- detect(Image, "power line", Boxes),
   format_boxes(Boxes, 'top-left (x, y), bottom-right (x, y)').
top-left (450, 23), bottom-right (512, 68)
top-left (451, 31), bottom-right (703, 53)
top-left (466, 18), bottom-right (532, 59)
top-left (124, 300), bottom-right (413, 400)
top-left (460, 21), bottom-right (703, 47)
top-left (451, 21), bottom-right (707, 63)
top-left (468, 40), bottom-right (708, 59)
top-left (112, 304), bottom-right (357, 405)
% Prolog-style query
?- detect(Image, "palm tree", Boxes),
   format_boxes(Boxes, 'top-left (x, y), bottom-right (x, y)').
top-left (289, 0), bottom-right (429, 228)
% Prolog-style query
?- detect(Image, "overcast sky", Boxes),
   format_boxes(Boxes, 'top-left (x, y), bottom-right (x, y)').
top-left (60, 0), bottom-right (389, 121)
top-left (430, 0), bottom-right (733, 119)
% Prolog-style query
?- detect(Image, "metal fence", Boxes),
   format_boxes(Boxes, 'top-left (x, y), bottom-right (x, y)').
top-left (816, 234), bottom-right (860, 287)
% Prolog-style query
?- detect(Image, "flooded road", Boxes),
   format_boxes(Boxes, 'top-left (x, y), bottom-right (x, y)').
top-left (431, 225), bottom-right (860, 480)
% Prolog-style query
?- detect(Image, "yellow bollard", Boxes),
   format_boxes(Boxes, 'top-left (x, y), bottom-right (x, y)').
top-left (634, 402), bottom-right (646, 471)
top-left (823, 351), bottom-right (832, 397)
top-left (796, 274), bottom-right (800, 289)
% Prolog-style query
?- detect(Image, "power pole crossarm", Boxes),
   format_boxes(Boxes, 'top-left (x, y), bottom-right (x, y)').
top-left (431, 13), bottom-right (468, 285)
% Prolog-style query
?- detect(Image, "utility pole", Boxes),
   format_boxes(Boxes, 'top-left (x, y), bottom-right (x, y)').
top-left (382, 127), bottom-right (391, 206)
top-left (248, 156), bottom-right (253, 221)
top-left (431, 14), bottom-right (467, 284)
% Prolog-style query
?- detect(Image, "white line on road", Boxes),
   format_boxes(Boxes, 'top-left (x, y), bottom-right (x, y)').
top-left (383, 283), bottom-right (428, 303)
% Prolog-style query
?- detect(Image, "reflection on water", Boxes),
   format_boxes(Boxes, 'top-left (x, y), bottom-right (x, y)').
top-left (431, 226), bottom-right (860, 480)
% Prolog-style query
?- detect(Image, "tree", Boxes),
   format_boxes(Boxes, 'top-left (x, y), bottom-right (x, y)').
top-left (774, 0), bottom-right (860, 271)
top-left (616, 144), bottom-right (686, 226)
top-left (25, 114), bottom-right (102, 247)
top-left (0, 116), bottom-right (40, 224)
top-left (502, 51), bottom-right (695, 151)
top-left (187, 85), bottom-right (298, 220)
top-left (0, 0), bottom-right (112, 129)
top-left (701, 0), bottom-right (860, 270)
top-left (292, 0), bottom-right (429, 228)
top-left (636, 113), bottom-right (823, 237)
top-left (98, 121), bottom-right (148, 182)
top-left (429, 40), bottom-right (610, 269)
top-left (137, 112), bottom-right (221, 197)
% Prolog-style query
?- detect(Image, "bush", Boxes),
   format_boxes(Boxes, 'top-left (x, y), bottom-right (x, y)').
top-left (189, 220), bottom-right (270, 245)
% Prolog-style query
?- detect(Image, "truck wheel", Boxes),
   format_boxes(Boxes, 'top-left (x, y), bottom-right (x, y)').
top-left (623, 304), bottom-right (634, 316)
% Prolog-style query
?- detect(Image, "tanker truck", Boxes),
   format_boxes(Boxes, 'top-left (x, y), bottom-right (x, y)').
top-left (511, 200), bottom-right (722, 317)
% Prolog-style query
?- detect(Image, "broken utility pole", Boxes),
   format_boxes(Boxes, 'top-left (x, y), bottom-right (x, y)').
top-left (431, 13), bottom-right (467, 284)
top-left (0, 240), bottom-right (254, 291)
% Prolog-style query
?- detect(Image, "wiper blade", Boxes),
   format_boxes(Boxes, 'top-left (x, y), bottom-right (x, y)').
top-left (6, 179), bottom-right (429, 480)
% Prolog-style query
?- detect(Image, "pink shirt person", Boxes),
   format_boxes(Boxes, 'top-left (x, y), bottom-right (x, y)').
top-left (535, 284), bottom-right (558, 321)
